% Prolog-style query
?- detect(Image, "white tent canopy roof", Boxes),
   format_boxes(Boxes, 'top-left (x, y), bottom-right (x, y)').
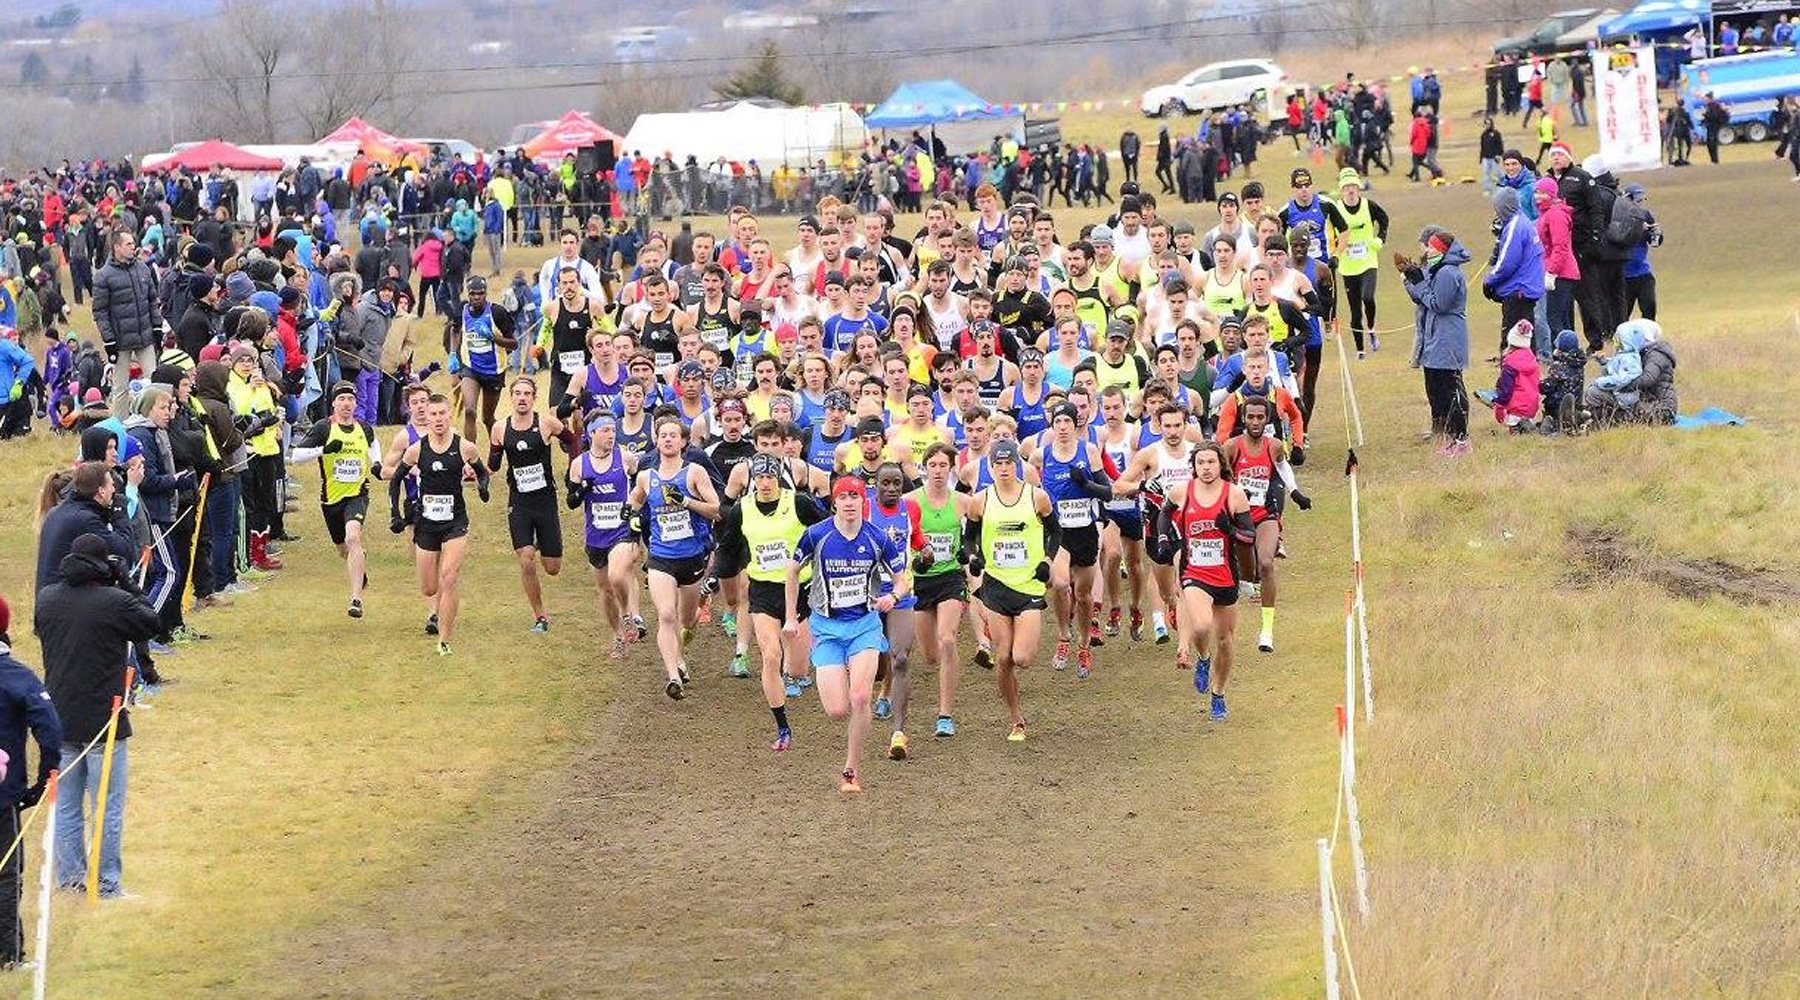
top-left (621, 102), bottom-right (867, 168)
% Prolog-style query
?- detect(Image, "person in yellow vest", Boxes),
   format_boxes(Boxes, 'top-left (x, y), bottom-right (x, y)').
top-left (290, 382), bottom-right (381, 617)
top-left (225, 343), bottom-right (285, 573)
top-left (1323, 169), bottom-right (1389, 359)
top-left (487, 167), bottom-right (518, 242)
top-left (961, 438), bottom-right (1057, 743)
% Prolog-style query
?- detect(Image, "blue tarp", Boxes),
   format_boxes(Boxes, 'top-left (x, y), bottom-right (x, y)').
top-left (865, 80), bottom-right (1016, 129)
top-left (1673, 406), bottom-right (1747, 428)
top-left (1599, 0), bottom-right (1711, 39)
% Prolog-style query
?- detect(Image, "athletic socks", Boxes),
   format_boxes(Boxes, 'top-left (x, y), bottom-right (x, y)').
top-left (1262, 606), bottom-right (1276, 634)
top-left (772, 706), bottom-right (789, 731)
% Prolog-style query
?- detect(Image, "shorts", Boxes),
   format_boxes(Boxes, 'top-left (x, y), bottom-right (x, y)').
top-left (913, 570), bottom-right (968, 611)
top-left (585, 540), bottom-right (638, 569)
top-left (1181, 577), bottom-right (1240, 606)
top-left (462, 371), bottom-right (507, 396)
top-left (508, 496), bottom-right (564, 557)
top-left (977, 577), bottom-right (1047, 617)
top-left (322, 494), bottom-right (369, 546)
top-left (808, 610), bottom-right (888, 668)
top-left (1104, 508), bottom-right (1144, 541)
top-left (413, 516), bottom-right (470, 552)
top-left (713, 542), bottom-right (750, 581)
top-left (648, 553), bottom-right (710, 587)
top-left (1060, 523), bottom-right (1100, 568)
top-left (748, 578), bottom-right (810, 620)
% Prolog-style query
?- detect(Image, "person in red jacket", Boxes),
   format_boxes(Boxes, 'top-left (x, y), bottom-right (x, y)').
top-left (1407, 112), bottom-right (1443, 182)
top-left (274, 287), bottom-right (306, 391)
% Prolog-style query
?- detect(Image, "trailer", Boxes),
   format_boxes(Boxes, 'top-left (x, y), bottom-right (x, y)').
top-left (1679, 49), bottom-right (1800, 142)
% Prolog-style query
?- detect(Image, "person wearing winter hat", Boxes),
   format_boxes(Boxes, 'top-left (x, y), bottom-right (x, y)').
top-left (175, 272), bottom-right (224, 361)
top-left (1533, 176), bottom-right (1582, 346)
top-left (1483, 186), bottom-right (1544, 357)
top-left (0, 589), bottom-right (63, 964)
top-left (1322, 167), bottom-right (1390, 358)
top-left (1396, 226), bottom-right (1473, 457)
top-left (1484, 320), bottom-right (1542, 430)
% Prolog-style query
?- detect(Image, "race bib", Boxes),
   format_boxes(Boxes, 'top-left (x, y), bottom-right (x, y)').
top-left (993, 537), bottom-right (1028, 569)
top-left (558, 350), bottom-right (585, 375)
top-left (701, 326), bottom-right (730, 351)
top-left (654, 350), bottom-right (675, 368)
top-left (422, 494), bottom-right (454, 522)
top-left (826, 572), bottom-right (869, 609)
top-left (1239, 471), bottom-right (1269, 506)
top-left (1188, 534), bottom-right (1226, 567)
top-left (754, 540), bottom-right (790, 572)
top-left (655, 508), bottom-right (694, 541)
top-left (1346, 240), bottom-right (1369, 260)
top-left (926, 531), bottom-right (956, 565)
top-left (331, 457), bottom-right (364, 484)
top-left (589, 501), bottom-right (623, 531)
top-left (1057, 497), bottom-right (1094, 528)
top-left (465, 331), bottom-right (493, 354)
top-left (513, 463), bottom-right (547, 493)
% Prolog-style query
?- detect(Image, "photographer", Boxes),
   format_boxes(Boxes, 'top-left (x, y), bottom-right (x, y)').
top-left (33, 533), bottom-right (161, 899)
top-left (0, 594), bottom-right (63, 967)
top-left (1620, 183), bottom-right (1660, 322)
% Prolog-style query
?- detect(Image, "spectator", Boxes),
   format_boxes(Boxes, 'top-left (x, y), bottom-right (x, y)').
top-left (35, 460), bottom-right (134, 592)
top-left (0, 329), bottom-right (33, 440)
top-left (1584, 319), bottom-right (1677, 425)
top-left (1483, 187), bottom-right (1544, 357)
top-left (190, 361), bottom-right (248, 600)
top-left (35, 534), bottom-right (162, 900)
top-left (1489, 320), bottom-right (1542, 431)
top-left (174, 273), bottom-right (224, 361)
top-left (1399, 226), bottom-right (1472, 456)
top-left (91, 229), bottom-right (163, 415)
top-left (1620, 183), bottom-right (1660, 321)
top-left (0, 594), bottom-right (62, 968)
top-left (1540, 330), bottom-right (1586, 433)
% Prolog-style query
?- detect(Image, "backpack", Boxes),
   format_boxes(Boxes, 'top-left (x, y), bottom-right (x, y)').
top-left (1605, 190), bottom-right (1649, 247)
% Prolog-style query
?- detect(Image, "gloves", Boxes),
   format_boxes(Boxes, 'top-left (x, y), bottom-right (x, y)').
top-left (446, 354), bottom-right (462, 375)
top-left (322, 437), bottom-right (343, 454)
top-left (175, 471), bottom-right (197, 491)
top-left (912, 547), bottom-right (936, 574)
top-left (390, 513), bottom-right (407, 534)
top-left (18, 780), bottom-right (45, 810)
top-left (1141, 475), bottom-right (1168, 510)
top-left (6, 381), bottom-right (20, 402)
top-left (1481, 283), bottom-right (1501, 303)
top-left (626, 506), bottom-right (644, 537)
top-left (1033, 561), bottom-right (1051, 583)
top-left (1213, 508), bottom-right (1258, 545)
top-left (476, 479), bottom-right (490, 504)
top-left (1290, 445), bottom-right (1305, 467)
top-left (565, 478), bottom-right (589, 510)
top-left (966, 552), bottom-right (986, 578)
top-left (1291, 489), bottom-right (1312, 511)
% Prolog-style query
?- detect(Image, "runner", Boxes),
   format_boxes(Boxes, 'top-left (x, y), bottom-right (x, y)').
top-left (382, 382), bottom-right (438, 632)
top-left (450, 276), bottom-right (517, 443)
top-left (488, 377), bottom-right (566, 633)
top-left (962, 438), bottom-right (1057, 742)
top-left (1322, 169), bottom-right (1389, 358)
top-left (630, 416), bottom-right (722, 699)
top-left (1221, 395), bottom-right (1312, 654)
top-left (1155, 441), bottom-right (1256, 720)
top-left (566, 414), bottom-right (641, 658)
top-left (289, 381), bottom-right (380, 618)
top-left (866, 462), bottom-right (927, 757)
top-left (1111, 404), bottom-right (1206, 657)
top-left (908, 443), bottom-right (971, 738)
top-left (387, 393), bottom-right (491, 655)
top-left (1032, 403), bottom-right (1114, 678)
top-left (706, 397), bottom-right (756, 676)
top-left (1094, 385), bottom-right (1148, 640)
top-left (626, 273), bottom-right (694, 370)
top-left (556, 327), bottom-right (626, 448)
top-left (540, 263), bottom-right (611, 407)
top-left (715, 453), bottom-right (824, 751)
top-left (784, 476), bottom-right (912, 793)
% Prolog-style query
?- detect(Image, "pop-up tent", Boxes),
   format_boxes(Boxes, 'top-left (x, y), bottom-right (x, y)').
top-left (621, 102), bottom-right (866, 168)
top-left (141, 139), bottom-right (285, 173)
top-left (1598, 0), bottom-right (1710, 39)
top-left (865, 79), bottom-right (1025, 154)
top-left (318, 117), bottom-right (426, 161)
top-left (522, 110), bottom-right (624, 163)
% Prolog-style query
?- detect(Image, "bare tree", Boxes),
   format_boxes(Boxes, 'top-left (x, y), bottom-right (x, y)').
top-left (192, 0), bottom-right (290, 142)
top-left (293, 0), bottom-right (424, 137)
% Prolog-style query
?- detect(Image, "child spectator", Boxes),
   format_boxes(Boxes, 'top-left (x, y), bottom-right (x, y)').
top-left (1592, 326), bottom-right (1645, 409)
top-left (1540, 330), bottom-right (1585, 432)
top-left (1490, 320), bottom-right (1541, 431)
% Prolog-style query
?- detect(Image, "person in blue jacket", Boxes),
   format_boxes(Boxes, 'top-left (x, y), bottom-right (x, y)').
top-left (0, 592), bottom-right (64, 963)
top-left (1482, 187), bottom-right (1545, 357)
top-left (0, 329), bottom-right (34, 439)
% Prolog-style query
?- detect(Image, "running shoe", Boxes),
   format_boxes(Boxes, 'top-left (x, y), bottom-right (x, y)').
top-left (721, 612), bottom-right (738, 639)
top-left (1076, 647), bottom-right (1093, 679)
top-left (1370, 332), bottom-right (1382, 352)
top-left (665, 678), bottom-right (685, 700)
top-left (532, 616), bottom-right (550, 634)
top-left (610, 636), bottom-right (626, 660)
top-left (1194, 656), bottom-right (1211, 696)
top-left (1357, 350), bottom-right (1366, 360)
top-left (1090, 600), bottom-right (1102, 623)
top-left (167, 630), bottom-right (194, 648)
top-left (1007, 721), bottom-right (1028, 743)
top-left (631, 615), bottom-right (648, 641)
top-left (1153, 613), bottom-right (1170, 646)
top-left (783, 674), bottom-right (803, 698)
top-left (1448, 438), bottom-right (1473, 457)
top-left (677, 661), bottom-right (692, 685)
top-left (1130, 608), bottom-right (1144, 642)
top-left (1258, 630), bottom-right (1274, 653)
top-left (436, 642), bottom-right (452, 657)
top-left (974, 645), bottom-right (995, 670)
top-left (222, 581), bottom-right (258, 596)
top-left (424, 613), bottom-right (439, 636)
top-left (873, 696), bottom-right (891, 720)
top-left (697, 596), bottom-right (713, 625)
top-left (840, 768), bottom-right (862, 793)
top-left (795, 675), bottom-right (813, 690)
top-left (1210, 692), bottom-right (1228, 721)
top-left (1106, 606), bottom-right (1121, 638)
top-left (889, 731), bottom-right (909, 760)
top-left (240, 567), bottom-right (274, 582)
top-left (935, 716), bottom-right (956, 738)
top-left (1052, 637), bottom-right (1071, 671)
top-left (147, 640), bottom-right (177, 657)
top-left (348, 598), bottom-right (363, 619)
top-left (1088, 621), bottom-right (1104, 648)
top-left (729, 653), bottom-right (750, 679)
top-left (771, 729), bottom-right (792, 752)
top-left (174, 625), bottom-right (211, 642)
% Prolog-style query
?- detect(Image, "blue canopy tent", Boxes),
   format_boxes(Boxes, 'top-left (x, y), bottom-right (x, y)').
top-left (865, 80), bottom-right (1025, 154)
top-left (1599, 0), bottom-right (1712, 79)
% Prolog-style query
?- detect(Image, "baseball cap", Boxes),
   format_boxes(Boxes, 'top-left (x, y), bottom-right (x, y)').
top-left (823, 271), bottom-right (847, 288)
top-left (990, 439), bottom-right (1020, 464)
top-left (1105, 320), bottom-right (1132, 341)
top-left (831, 475), bottom-right (866, 500)
top-left (855, 416), bottom-right (887, 438)
top-left (1219, 313), bottom-right (1245, 331)
top-left (824, 389), bottom-right (852, 410)
top-left (749, 454), bottom-right (784, 479)
top-left (1218, 191), bottom-right (1240, 205)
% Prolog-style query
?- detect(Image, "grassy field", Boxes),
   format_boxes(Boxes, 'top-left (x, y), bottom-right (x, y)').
top-left (3, 39), bottom-right (1798, 999)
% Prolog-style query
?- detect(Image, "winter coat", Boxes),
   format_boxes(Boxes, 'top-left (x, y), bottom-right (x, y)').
top-left (175, 299), bottom-right (224, 360)
top-left (125, 417), bottom-right (183, 523)
top-left (1535, 190), bottom-right (1581, 281)
top-left (1485, 189), bottom-right (1544, 300)
top-left (379, 310), bottom-right (417, 373)
top-left (34, 548), bottom-right (161, 745)
top-left (1633, 338), bottom-right (1678, 423)
top-left (1493, 346), bottom-right (1542, 421)
top-left (352, 290), bottom-right (394, 368)
top-left (411, 237), bottom-right (444, 279)
top-left (1409, 117), bottom-right (1432, 156)
top-left (1403, 240), bottom-right (1471, 371)
top-left (0, 646), bottom-right (63, 807)
top-left (91, 254), bottom-right (164, 353)
top-left (34, 494), bottom-right (136, 592)
top-left (0, 338), bottom-right (33, 400)
top-left (191, 361), bottom-right (245, 476)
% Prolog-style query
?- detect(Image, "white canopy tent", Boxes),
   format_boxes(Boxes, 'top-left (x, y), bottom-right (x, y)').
top-left (621, 102), bottom-right (867, 168)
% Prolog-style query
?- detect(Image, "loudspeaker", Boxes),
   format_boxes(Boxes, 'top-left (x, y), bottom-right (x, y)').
top-left (577, 141), bottom-right (617, 175)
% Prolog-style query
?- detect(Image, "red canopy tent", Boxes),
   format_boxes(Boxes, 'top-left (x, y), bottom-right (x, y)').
top-left (141, 139), bottom-right (284, 173)
top-left (521, 111), bottom-right (622, 163)
top-left (318, 117), bottom-right (426, 161)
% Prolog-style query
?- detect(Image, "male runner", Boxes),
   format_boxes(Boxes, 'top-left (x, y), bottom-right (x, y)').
top-left (1112, 404), bottom-right (1207, 656)
top-left (566, 414), bottom-right (640, 659)
top-left (540, 263), bottom-right (611, 406)
top-left (962, 439), bottom-right (1058, 742)
top-left (1153, 441), bottom-right (1255, 719)
top-left (908, 442), bottom-right (971, 738)
top-left (450, 276), bottom-right (517, 443)
top-left (1095, 385), bottom-right (1148, 639)
top-left (290, 381), bottom-right (380, 618)
top-left (488, 377), bottom-right (566, 633)
top-left (1221, 395), bottom-right (1311, 653)
top-left (387, 393), bottom-right (491, 655)
top-left (632, 417), bottom-right (722, 699)
top-left (1032, 403), bottom-right (1114, 677)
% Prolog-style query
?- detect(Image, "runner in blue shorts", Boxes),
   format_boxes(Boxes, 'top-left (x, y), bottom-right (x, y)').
top-left (785, 475), bottom-right (911, 793)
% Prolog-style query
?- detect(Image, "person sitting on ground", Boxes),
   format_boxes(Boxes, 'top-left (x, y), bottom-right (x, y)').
top-left (1592, 327), bottom-right (1644, 410)
top-left (1487, 320), bottom-right (1541, 432)
top-left (1583, 319), bottom-right (1676, 425)
top-left (1539, 330), bottom-right (1586, 433)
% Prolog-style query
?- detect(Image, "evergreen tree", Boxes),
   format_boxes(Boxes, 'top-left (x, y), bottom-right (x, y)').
top-left (715, 41), bottom-right (804, 106)
top-left (18, 52), bottom-right (49, 90)
top-left (124, 54), bottom-right (147, 103)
